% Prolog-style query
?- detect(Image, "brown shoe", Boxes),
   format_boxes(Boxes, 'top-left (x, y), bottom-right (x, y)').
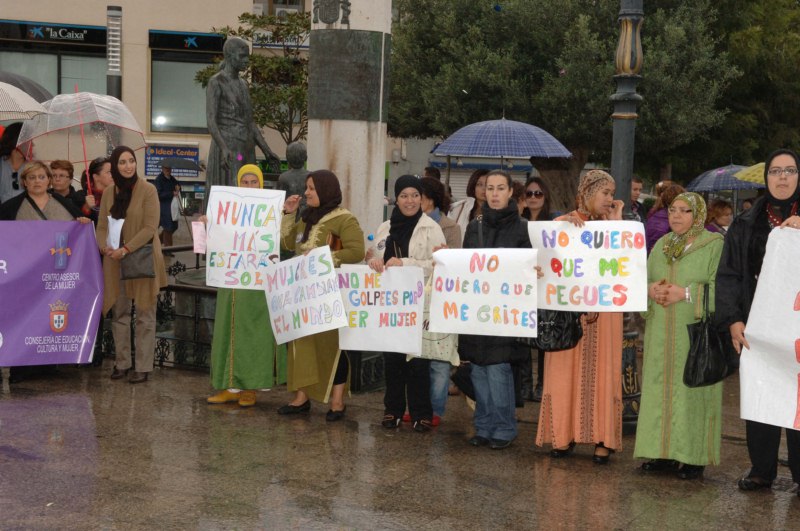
top-left (238, 390), bottom-right (257, 407)
top-left (110, 367), bottom-right (129, 380)
top-left (129, 371), bottom-right (149, 384)
top-left (207, 390), bottom-right (240, 404)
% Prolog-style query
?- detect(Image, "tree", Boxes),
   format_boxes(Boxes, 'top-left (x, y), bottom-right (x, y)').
top-left (390, 0), bottom-right (738, 208)
top-left (196, 12), bottom-right (310, 146)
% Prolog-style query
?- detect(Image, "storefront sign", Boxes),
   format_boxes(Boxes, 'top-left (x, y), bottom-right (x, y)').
top-left (144, 145), bottom-right (201, 177)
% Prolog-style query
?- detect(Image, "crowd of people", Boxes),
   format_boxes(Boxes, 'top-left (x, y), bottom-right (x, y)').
top-left (1, 122), bottom-right (798, 496)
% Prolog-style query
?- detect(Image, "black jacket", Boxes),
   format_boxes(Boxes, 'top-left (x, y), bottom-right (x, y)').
top-left (714, 195), bottom-right (770, 329)
top-left (458, 204), bottom-right (533, 365)
top-left (0, 191), bottom-right (83, 220)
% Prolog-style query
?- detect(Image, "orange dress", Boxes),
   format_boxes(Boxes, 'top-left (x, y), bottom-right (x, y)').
top-left (535, 211), bottom-right (624, 450)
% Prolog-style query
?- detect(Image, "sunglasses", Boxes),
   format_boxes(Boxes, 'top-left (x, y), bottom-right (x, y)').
top-left (525, 190), bottom-right (544, 198)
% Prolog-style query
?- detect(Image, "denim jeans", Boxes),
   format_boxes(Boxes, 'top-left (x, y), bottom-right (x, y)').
top-left (429, 360), bottom-right (451, 417)
top-left (470, 362), bottom-right (517, 441)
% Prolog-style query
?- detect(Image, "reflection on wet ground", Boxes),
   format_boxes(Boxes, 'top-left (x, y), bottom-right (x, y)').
top-left (0, 364), bottom-right (797, 529)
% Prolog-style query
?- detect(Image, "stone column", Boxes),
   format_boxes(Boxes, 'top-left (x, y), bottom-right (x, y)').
top-left (307, 1), bottom-right (392, 237)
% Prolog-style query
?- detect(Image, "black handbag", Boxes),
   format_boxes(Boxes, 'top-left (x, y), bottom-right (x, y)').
top-left (120, 243), bottom-right (156, 280)
top-left (530, 309), bottom-right (585, 351)
top-left (683, 284), bottom-right (736, 387)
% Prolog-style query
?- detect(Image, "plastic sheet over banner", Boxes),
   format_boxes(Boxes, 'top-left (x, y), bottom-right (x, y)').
top-left (0, 221), bottom-right (103, 366)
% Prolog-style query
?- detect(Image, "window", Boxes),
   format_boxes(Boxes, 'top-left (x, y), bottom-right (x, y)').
top-left (0, 51), bottom-right (58, 95)
top-left (61, 55), bottom-right (106, 94)
top-left (150, 54), bottom-right (212, 134)
top-left (0, 51), bottom-right (106, 96)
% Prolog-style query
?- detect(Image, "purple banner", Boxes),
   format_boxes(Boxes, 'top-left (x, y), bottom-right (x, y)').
top-left (0, 221), bottom-right (103, 366)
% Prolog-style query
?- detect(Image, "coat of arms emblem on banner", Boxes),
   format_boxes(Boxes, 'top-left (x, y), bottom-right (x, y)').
top-left (313, 0), bottom-right (351, 25)
top-left (49, 300), bottom-right (69, 333)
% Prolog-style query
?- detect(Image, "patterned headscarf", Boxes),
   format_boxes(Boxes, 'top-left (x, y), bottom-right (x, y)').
top-left (662, 192), bottom-right (707, 263)
top-left (577, 169), bottom-right (615, 215)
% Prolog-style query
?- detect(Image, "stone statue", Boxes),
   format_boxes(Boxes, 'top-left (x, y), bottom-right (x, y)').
top-left (205, 37), bottom-right (280, 192)
top-left (277, 141), bottom-right (310, 204)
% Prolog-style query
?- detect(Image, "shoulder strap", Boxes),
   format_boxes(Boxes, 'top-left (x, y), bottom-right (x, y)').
top-left (477, 217), bottom-right (484, 247)
top-left (25, 194), bottom-right (48, 220)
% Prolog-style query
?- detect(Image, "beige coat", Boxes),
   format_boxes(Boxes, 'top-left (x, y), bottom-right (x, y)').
top-left (96, 177), bottom-right (168, 313)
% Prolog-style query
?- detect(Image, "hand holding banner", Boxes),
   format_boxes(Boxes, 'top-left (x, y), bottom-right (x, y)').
top-left (429, 248), bottom-right (538, 337)
top-left (264, 246), bottom-right (347, 344)
top-left (528, 220), bottom-right (647, 312)
top-left (205, 186), bottom-right (285, 290)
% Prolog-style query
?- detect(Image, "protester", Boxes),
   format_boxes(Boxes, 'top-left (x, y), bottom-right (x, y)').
top-left (536, 169), bottom-right (625, 463)
top-left (631, 176), bottom-right (645, 222)
top-left (280, 170), bottom-right (365, 421)
top-left (511, 180), bottom-right (526, 215)
top-left (0, 122), bottom-right (26, 204)
top-left (520, 176), bottom-right (554, 402)
top-left (368, 174), bottom-right (446, 432)
top-left (740, 198), bottom-right (753, 212)
top-left (459, 170), bottom-right (541, 449)
top-left (82, 157), bottom-right (112, 224)
top-left (716, 148), bottom-right (800, 494)
top-left (155, 162), bottom-right (180, 249)
top-left (645, 183), bottom-right (685, 254)
top-left (634, 192), bottom-right (724, 480)
top-left (423, 166), bottom-right (441, 181)
top-left (705, 198), bottom-right (733, 236)
top-left (50, 160), bottom-right (92, 216)
top-left (205, 165), bottom-right (286, 407)
top-left (466, 169), bottom-right (489, 221)
top-left (96, 146), bottom-right (167, 384)
top-left (0, 161), bottom-right (88, 221)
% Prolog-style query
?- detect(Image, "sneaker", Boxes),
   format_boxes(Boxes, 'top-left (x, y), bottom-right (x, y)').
top-left (413, 419), bottom-right (433, 433)
top-left (431, 415), bottom-right (441, 427)
top-left (402, 412), bottom-right (411, 423)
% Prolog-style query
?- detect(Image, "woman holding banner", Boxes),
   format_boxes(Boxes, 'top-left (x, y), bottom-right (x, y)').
top-left (280, 170), bottom-right (365, 421)
top-left (536, 169), bottom-right (624, 463)
top-left (716, 149), bottom-right (800, 493)
top-left (204, 165), bottom-right (287, 408)
top-left (0, 161), bottom-right (86, 221)
top-left (634, 192), bottom-right (724, 480)
top-left (458, 170), bottom-right (536, 449)
top-left (96, 146), bottom-right (168, 384)
top-left (369, 175), bottom-right (446, 432)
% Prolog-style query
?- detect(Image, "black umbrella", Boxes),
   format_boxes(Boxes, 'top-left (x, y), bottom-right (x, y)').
top-left (160, 157), bottom-right (202, 171)
top-left (0, 71), bottom-right (53, 103)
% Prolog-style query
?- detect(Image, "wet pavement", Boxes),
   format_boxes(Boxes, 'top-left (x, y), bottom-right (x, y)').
top-left (1, 363), bottom-right (798, 530)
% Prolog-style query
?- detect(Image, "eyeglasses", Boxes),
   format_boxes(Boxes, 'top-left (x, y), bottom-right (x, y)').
top-left (767, 167), bottom-right (798, 177)
top-left (525, 190), bottom-right (544, 198)
top-left (11, 171), bottom-right (19, 190)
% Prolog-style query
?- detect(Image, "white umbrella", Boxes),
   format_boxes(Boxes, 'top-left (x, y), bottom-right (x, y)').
top-left (0, 81), bottom-right (48, 121)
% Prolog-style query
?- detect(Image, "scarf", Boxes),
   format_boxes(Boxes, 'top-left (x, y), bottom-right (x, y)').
top-left (384, 207), bottom-right (422, 260)
top-left (300, 170), bottom-right (342, 243)
top-left (662, 192), bottom-right (706, 263)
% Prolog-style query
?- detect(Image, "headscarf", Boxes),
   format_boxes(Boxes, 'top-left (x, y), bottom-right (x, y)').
top-left (384, 174), bottom-right (423, 260)
top-left (763, 148), bottom-right (800, 222)
top-left (300, 170), bottom-right (342, 243)
top-left (577, 169), bottom-right (615, 217)
top-left (109, 146), bottom-right (138, 220)
top-left (237, 164), bottom-right (263, 188)
top-left (662, 192), bottom-right (706, 263)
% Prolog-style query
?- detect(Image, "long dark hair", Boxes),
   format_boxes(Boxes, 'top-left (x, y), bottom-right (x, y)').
top-left (300, 170), bottom-right (342, 242)
top-left (522, 176), bottom-right (552, 220)
top-left (466, 168), bottom-right (489, 220)
top-left (0, 122), bottom-right (23, 158)
top-left (420, 177), bottom-right (451, 213)
top-left (109, 146), bottom-right (138, 219)
top-left (82, 156), bottom-right (109, 191)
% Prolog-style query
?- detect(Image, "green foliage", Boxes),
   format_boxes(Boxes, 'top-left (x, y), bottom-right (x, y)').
top-left (195, 12), bottom-right (310, 145)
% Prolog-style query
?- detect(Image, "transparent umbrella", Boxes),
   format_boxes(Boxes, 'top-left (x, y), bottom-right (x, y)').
top-left (17, 92), bottom-right (145, 164)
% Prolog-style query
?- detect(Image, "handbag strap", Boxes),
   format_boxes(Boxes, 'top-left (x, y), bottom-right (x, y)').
top-left (477, 217), bottom-right (484, 247)
top-left (702, 283), bottom-right (710, 317)
top-left (25, 194), bottom-right (48, 220)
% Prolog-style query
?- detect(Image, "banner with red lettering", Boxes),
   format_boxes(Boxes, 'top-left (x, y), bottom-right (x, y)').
top-left (740, 228), bottom-right (800, 430)
top-left (337, 265), bottom-right (425, 355)
top-left (0, 221), bottom-right (102, 366)
top-left (428, 248), bottom-right (538, 337)
top-left (528, 220), bottom-right (647, 312)
top-left (205, 186), bottom-right (285, 290)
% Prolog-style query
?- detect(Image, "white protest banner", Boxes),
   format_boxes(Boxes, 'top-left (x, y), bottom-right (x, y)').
top-left (429, 248), bottom-right (538, 337)
top-left (337, 265), bottom-right (425, 356)
top-left (205, 186), bottom-right (284, 290)
top-left (740, 228), bottom-right (800, 430)
top-left (528, 220), bottom-right (647, 312)
top-left (264, 246), bottom-right (347, 344)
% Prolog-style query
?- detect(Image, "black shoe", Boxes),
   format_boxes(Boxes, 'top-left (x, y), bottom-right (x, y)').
top-left (325, 407), bottom-right (346, 422)
top-left (737, 477), bottom-right (772, 491)
top-left (490, 438), bottom-right (513, 450)
top-left (469, 436), bottom-right (490, 447)
top-left (381, 414), bottom-right (401, 429)
top-left (413, 419), bottom-right (433, 433)
top-left (677, 464), bottom-right (704, 480)
top-left (532, 383), bottom-right (543, 403)
top-left (110, 367), bottom-right (129, 380)
top-left (641, 459), bottom-right (680, 472)
top-left (592, 444), bottom-right (613, 465)
top-left (277, 400), bottom-right (311, 415)
top-left (550, 441), bottom-right (575, 458)
top-left (128, 371), bottom-right (148, 384)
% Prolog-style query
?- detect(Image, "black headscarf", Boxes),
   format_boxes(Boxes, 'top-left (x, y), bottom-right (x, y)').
top-left (384, 175), bottom-right (423, 260)
top-left (109, 146), bottom-right (138, 220)
top-left (763, 148), bottom-right (800, 221)
top-left (300, 170), bottom-right (342, 243)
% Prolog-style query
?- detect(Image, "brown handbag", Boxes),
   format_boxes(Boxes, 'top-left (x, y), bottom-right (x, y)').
top-left (120, 242), bottom-right (156, 280)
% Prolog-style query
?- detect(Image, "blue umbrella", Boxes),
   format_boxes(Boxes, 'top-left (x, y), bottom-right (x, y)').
top-left (686, 164), bottom-right (764, 192)
top-left (432, 118), bottom-right (571, 158)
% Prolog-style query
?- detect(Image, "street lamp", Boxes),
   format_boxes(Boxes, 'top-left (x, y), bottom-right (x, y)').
top-left (106, 6), bottom-right (122, 99)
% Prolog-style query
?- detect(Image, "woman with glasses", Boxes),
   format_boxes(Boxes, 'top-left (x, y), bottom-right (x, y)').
top-left (716, 149), bottom-right (800, 495)
top-left (634, 192), bottom-right (724, 480)
top-left (0, 123), bottom-right (26, 205)
top-left (0, 161), bottom-right (89, 222)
